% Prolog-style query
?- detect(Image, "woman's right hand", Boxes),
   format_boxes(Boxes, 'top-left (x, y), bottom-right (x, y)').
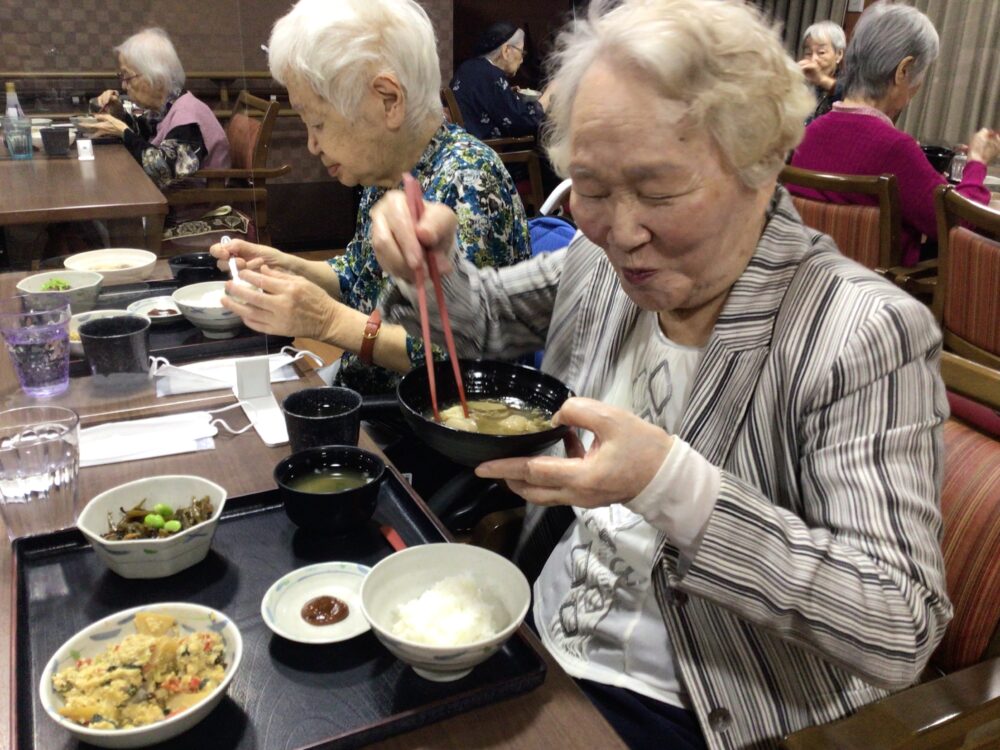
top-left (967, 128), bottom-right (1000, 165)
top-left (370, 189), bottom-right (458, 283)
top-left (93, 90), bottom-right (120, 111)
top-left (208, 238), bottom-right (295, 274)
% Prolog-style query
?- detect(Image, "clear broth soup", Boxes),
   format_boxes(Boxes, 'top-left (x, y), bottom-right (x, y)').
top-left (435, 398), bottom-right (553, 435)
top-left (287, 468), bottom-right (372, 493)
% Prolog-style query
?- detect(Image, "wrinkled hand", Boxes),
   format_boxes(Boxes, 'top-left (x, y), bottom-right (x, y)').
top-left (968, 128), bottom-right (1000, 165)
top-left (370, 188), bottom-right (457, 283)
top-left (209, 238), bottom-right (294, 275)
top-left (798, 58), bottom-right (821, 84)
top-left (90, 114), bottom-right (128, 138)
top-left (475, 397), bottom-right (674, 508)
top-left (93, 89), bottom-right (120, 111)
top-left (221, 265), bottom-right (337, 339)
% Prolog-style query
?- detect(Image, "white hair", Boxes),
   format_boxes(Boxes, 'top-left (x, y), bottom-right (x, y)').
top-left (802, 20), bottom-right (846, 53)
top-left (842, 2), bottom-right (939, 100)
top-left (544, 0), bottom-right (814, 188)
top-left (268, 0), bottom-right (442, 131)
top-left (486, 28), bottom-right (525, 63)
top-left (115, 28), bottom-right (185, 96)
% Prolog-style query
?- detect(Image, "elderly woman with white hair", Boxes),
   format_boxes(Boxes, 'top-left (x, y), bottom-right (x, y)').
top-left (90, 28), bottom-right (230, 188)
top-left (791, 2), bottom-right (999, 266)
top-left (211, 0), bottom-right (529, 395)
top-left (798, 19), bottom-right (846, 122)
top-left (370, 0), bottom-right (952, 747)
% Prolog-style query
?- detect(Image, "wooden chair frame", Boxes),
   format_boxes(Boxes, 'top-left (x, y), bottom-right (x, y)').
top-left (440, 87), bottom-right (465, 128)
top-left (779, 165), bottom-right (904, 273)
top-left (164, 90), bottom-right (291, 248)
top-left (932, 184), bottom-right (1000, 370)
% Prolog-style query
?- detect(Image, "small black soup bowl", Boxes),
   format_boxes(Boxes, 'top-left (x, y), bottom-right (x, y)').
top-left (395, 358), bottom-right (574, 467)
top-left (921, 144), bottom-right (955, 174)
top-left (167, 252), bottom-right (228, 286)
top-left (274, 446), bottom-right (385, 534)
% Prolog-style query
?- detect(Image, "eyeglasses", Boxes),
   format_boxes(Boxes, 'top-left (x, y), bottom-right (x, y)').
top-left (118, 71), bottom-right (140, 84)
top-left (510, 45), bottom-right (526, 59)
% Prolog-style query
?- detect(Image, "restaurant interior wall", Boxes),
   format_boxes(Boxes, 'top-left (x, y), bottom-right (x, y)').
top-left (0, 0), bottom-right (454, 253)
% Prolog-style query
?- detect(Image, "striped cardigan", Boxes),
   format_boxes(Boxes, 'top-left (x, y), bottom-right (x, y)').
top-left (383, 188), bottom-right (952, 749)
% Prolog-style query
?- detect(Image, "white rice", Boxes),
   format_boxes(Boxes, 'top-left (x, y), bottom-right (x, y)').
top-left (189, 288), bottom-right (226, 308)
top-left (390, 574), bottom-right (500, 646)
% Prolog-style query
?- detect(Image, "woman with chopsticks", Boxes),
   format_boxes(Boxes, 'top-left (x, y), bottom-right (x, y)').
top-left (212, 0), bottom-right (530, 395)
top-left (369, 1), bottom-right (951, 748)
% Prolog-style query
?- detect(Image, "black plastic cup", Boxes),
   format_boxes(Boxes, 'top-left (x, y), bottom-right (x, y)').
top-left (79, 314), bottom-right (151, 388)
top-left (40, 127), bottom-right (70, 156)
top-left (282, 386), bottom-right (362, 453)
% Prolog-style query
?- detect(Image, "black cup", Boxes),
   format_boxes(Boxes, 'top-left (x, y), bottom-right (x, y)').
top-left (282, 386), bottom-right (362, 453)
top-left (79, 315), bottom-right (151, 387)
top-left (168, 252), bottom-right (228, 286)
top-left (274, 446), bottom-right (385, 533)
top-left (40, 127), bottom-right (70, 156)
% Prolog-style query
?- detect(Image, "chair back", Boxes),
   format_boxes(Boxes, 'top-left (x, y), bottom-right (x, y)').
top-left (440, 87), bottom-right (465, 128)
top-left (227, 90), bottom-right (279, 173)
top-left (779, 166), bottom-right (903, 273)
top-left (496, 149), bottom-right (545, 217)
top-left (932, 185), bottom-right (1000, 368)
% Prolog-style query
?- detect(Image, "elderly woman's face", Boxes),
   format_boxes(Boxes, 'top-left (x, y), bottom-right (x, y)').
top-left (802, 35), bottom-right (842, 77)
top-left (567, 60), bottom-right (770, 319)
top-left (286, 74), bottom-right (395, 188)
top-left (117, 54), bottom-right (164, 110)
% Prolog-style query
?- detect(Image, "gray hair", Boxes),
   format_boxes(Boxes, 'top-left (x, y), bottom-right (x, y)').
top-left (545, 0), bottom-right (814, 188)
top-left (802, 20), bottom-right (846, 53)
top-left (115, 28), bottom-right (185, 96)
top-left (268, 0), bottom-right (442, 132)
top-left (486, 28), bottom-right (525, 63)
top-left (841, 2), bottom-right (939, 100)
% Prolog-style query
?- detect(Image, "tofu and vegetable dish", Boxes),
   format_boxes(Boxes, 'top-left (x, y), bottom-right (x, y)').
top-left (50, 611), bottom-right (227, 730)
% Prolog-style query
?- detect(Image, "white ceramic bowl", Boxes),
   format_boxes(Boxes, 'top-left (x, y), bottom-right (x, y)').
top-left (16, 270), bottom-right (103, 313)
top-left (39, 602), bottom-right (242, 748)
top-left (261, 561), bottom-right (372, 644)
top-left (30, 117), bottom-right (53, 127)
top-left (64, 248), bottom-right (156, 285)
top-left (77, 475), bottom-right (227, 579)
top-left (127, 295), bottom-right (183, 325)
top-left (32, 126), bottom-right (77, 150)
top-left (360, 543), bottom-right (530, 681)
top-left (69, 309), bottom-right (140, 357)
top-left (171, 281), bottom-right (243, 339)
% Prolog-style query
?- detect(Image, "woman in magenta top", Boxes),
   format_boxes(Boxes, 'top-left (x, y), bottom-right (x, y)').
top-left (790, 3), bottom-right (999, 267)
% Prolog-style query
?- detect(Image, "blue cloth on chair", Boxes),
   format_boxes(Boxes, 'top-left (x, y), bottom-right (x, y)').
top-left (529, 216), bottom-right (576, 254)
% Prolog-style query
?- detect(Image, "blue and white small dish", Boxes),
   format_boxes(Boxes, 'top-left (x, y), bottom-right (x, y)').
top-left (39, 602), bottom-right (242, 748)
top-left (171, 281), bottom-right (243, 339)
top-left (261, 562), bottom-right (372, 644)
top-left (127, 296), bottom-right (183, 326)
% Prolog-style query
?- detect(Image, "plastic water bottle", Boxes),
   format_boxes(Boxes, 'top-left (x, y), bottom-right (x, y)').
top-left (4, 81), bottom-right (24, 118)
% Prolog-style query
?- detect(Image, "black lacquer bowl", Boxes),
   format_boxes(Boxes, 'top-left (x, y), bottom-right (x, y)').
top-left (168, 252), bottom-right (228, 286)
top-left (395, 359), bottom-right (573, 467)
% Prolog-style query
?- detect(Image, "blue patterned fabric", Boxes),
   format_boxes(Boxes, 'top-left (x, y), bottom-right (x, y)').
top-left (329, 122), bottom-right (531, 394)
top-left (450, 57), bottom-right (542, 140)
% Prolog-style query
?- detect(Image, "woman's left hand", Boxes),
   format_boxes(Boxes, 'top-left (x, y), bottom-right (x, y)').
top-left (222, 265), bottom-right (338, 340)
top-left (475, 397), bottom-right (674, 508)
top-left (91, 114), bottom-right (129, 138)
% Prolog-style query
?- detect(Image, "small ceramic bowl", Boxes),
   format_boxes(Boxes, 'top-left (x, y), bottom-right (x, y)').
top-left (171, 282), bottom-right (243, 339)
top-left (39, 602), bottom-right (242, 748)
top-left (64, 248), bottom-right (157, 285)
top-left (261, 561), bottom-right (372, 644)
top-left (68, 309), bottom-right (139, 357)
top-left (16, 270), bottom-right (103, 313)
top-left (167, 252), bottom-right (228, 286)
top-left (274, 446), bottom-right (385, 534)
top-left (32, 126), bottom-right (76, 150)
top-left (360, 543), bottom-right (530, 682)
top-left (127, 295), bottom-right (183, 325)
top-left (76, 475), bottom-right (227, 579)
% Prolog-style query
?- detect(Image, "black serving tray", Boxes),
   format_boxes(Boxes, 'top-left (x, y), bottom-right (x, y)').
top-left (69, 279), bottom-right (292, 376)
top-left (13, 469), bottom-right (546, 750)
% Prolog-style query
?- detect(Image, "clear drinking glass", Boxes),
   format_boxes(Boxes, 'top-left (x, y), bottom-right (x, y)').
top-left (0, 405), bottom-right (80, 539)
top-left (2, 116), bottom-right (33, 160)
top-left (0, 294), bottom-right (71, 398)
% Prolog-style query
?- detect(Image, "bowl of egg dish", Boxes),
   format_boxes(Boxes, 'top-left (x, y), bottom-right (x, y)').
top-left (360, 543), bottom-right (530, 682)
top-left (39, 602), bottom-right (242, 748)
top-left (64, 248), bottom-right (157, 285)
top-left (171, 281), bottom-right (243, 338)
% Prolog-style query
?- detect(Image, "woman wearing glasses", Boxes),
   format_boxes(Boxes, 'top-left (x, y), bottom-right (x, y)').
top-left (450, 21), bottom-right (549, 140)
top-left (88, 28), bottom-right (230, 189)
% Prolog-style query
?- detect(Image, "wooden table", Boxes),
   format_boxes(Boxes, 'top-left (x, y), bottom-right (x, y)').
top-left (0, 143), bottom-right (167, 253)
top-left (0, 265), bottom-right (626, 750)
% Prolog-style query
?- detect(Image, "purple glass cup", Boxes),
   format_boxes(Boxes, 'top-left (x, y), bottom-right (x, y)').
top-left (0, 294), bottom-right (71, 398)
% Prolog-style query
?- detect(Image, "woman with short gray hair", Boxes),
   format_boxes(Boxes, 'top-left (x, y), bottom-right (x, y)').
top-left (798, 19), bottom-right (846, 122)
top-left (791, 1), bottom-right (999, 266)
top-left (211, 0), bottom-right (530, 395)
top-left (89, 27), bottom-right (230, 188)
top-left (371, 0), bottom-right (952, 746)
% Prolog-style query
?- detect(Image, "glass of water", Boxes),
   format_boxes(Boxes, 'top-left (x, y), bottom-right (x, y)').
top-left (0, 405), bottom-right (80, 539)
top-left (0, 294), bottom-right (71, 398)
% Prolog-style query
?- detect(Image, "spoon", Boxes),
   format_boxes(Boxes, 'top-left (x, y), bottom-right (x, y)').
top-left (222, 236), bottom-right (251, 288)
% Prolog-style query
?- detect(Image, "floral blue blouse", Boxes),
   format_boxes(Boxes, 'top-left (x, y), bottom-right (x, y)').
top-left (329, 122), bottom-right (531, 394)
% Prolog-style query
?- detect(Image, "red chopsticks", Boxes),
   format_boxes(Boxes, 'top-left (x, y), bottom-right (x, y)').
top-left (402, 174), bottom-right (469, 421)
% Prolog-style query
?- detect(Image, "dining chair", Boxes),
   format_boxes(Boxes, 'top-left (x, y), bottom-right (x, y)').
top-left (440, 87), bottom-right (465, 129)
top-left (931, 185), bottom-right (1000, 370)
top-left (160, 90), bottom-right (291, 254)
top-left (779, 165), bottom-right (904, 275)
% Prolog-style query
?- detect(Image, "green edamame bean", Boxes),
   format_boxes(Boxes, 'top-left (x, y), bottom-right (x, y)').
top-left (143, 513), bottom-right (165, 529)
top-left (163, 519), bottom-right (182, 533)
top-left (152, 503), bottom-right (173, 518)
